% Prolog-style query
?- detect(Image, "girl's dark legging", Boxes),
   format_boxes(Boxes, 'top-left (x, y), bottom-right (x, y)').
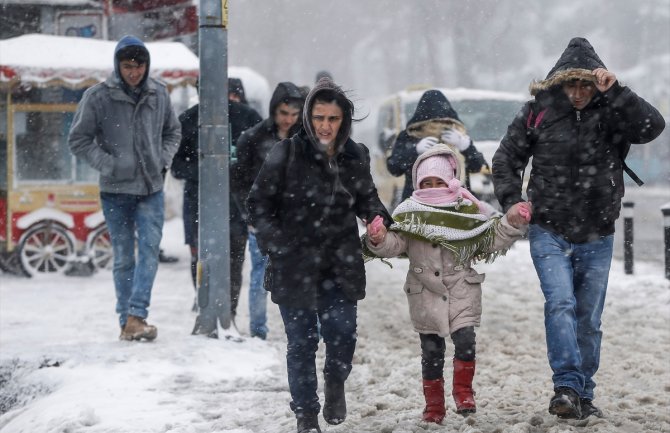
top-left (420, 326), bottom-right (476, 380)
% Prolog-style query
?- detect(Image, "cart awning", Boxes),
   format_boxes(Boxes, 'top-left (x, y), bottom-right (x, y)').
top-left (0, 34), bottom-right (199, 90)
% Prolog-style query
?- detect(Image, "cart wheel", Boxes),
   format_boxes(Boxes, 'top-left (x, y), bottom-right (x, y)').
top-left (18, 222), bottom-right (75, 277)
top-left (87, 225), bottom-right (113, 270)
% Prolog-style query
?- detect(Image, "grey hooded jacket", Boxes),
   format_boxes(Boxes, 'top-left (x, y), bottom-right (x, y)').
top-left (68, 36), bottom-right (181, 195)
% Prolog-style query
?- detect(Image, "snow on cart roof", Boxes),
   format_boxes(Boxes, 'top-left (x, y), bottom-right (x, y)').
top-left (0, 33), bottom-right (199, 90)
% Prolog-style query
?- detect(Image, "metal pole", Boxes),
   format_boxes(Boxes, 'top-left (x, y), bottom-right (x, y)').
top-left (623, 201), bottom-right (634, 275)
top-left (192, 0), bottom-right (230, 337)
top-left (662, 202), bottom-right (670, 280)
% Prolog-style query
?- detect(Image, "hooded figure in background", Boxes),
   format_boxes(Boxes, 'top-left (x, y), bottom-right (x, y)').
top-left (69, 35), bottom-right (181, 341)
top-left (228, 77), bottom-right (248, 104)
top-left (171, 77), bottom-right (262, 316)
top-left (492, 37), bottom-right (665, 420)
top-left (387, 90), bottom-right (489, 204)
top-left (247, 78), bottom-right (391, 433)
top-left (231, 81), bottom-right (304, 340)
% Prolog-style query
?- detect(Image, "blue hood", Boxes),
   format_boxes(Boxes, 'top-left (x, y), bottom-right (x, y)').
top-left (113, 35), bottom-right (150, 88)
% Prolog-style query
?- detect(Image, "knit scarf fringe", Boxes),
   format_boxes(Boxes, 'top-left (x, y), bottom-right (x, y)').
top-left (362, 200), bottom-right (509, 267)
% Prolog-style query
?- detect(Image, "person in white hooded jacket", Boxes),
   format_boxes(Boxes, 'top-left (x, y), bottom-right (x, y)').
top-left (364, 144), bottom-right (530, 422)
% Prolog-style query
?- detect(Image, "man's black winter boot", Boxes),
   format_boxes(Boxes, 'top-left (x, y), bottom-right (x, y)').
top-left (296, 412), bottom-right (321, 433)
top-left (579, 398), bottom-right (604, 420)
top-left (548, 387), bottom-right (582, 419)
top-left (323, 379), bottom-right (347, 425)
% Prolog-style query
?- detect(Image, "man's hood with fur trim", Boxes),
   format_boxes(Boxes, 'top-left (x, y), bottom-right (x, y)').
top-left (529, 37), bottom-right (606, 96)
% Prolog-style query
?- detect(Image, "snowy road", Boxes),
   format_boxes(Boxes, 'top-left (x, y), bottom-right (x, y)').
top-left (1, 217), bottom-right (669, 433)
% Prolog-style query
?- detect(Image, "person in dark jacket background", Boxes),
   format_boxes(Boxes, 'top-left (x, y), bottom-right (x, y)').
top-left (69, 35), bottom-right (181, 341)
top-left (247, 78), bottom-right (391, 433)
top-left (232, 81), bottom-right (304, 340)
top-left (171, 80), bottom-right (262, 316)
top-left (492, 37), bottom-right (665, 420)
top-left (228, 77), bottom-right (248, 105)
top-left (386, 90), bottom-right (489, 204)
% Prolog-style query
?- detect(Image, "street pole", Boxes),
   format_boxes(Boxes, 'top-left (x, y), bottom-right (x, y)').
top-left (662, 202), bottom-right (670, 280)
top-left (623, 201), bottom-right (634, 275)
top-left (192, 0), bottom-right (230, 338)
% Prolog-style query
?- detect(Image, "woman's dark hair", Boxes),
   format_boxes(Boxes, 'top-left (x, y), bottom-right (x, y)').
top-left (312, 88), bottom-right (354, 121)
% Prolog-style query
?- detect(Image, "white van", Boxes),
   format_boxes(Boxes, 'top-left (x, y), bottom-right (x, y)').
top-left (374, 86), bottom-right (526, 208)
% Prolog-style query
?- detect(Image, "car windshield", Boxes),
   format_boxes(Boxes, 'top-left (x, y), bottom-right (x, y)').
top-left (404, 99), bottom-right (523, 141)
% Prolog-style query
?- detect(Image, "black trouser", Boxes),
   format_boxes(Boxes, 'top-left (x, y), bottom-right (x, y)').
top-left (420, 326), bottom-right (476, 380)
top-left (185, 181), bottom-right (248, 315)
top-left (189, 227), bottom-right (247, 315)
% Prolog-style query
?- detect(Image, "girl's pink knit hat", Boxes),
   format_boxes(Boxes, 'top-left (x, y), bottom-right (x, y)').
top-left (415, 154), bottom-right (458, 188)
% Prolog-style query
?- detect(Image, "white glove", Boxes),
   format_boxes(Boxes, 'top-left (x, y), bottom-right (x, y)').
top-left (416, 136), bottom-right (439, 154)
top-left (441, 129), bottom-right (471, 151)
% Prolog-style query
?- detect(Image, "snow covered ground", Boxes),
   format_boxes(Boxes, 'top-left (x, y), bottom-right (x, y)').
top-left (1, 217), bottom-right (669, 433)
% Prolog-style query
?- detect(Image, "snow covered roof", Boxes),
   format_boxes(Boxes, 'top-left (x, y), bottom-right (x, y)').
top-left (0, 34), bottom-right (199, 90)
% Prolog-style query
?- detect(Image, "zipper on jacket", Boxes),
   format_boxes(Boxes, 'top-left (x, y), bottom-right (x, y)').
top-left (610, 176), bottom-right (615, 187)
top-left (576, 110), bottom-right (581, 122)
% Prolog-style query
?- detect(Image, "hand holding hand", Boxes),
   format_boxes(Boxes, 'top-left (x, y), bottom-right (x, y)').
top-left (507, 201), bottom-right (532, 228)
top-left (367, 215), bottom-right (387, 245)
top-left (441, 129), bottom-right (471, 151)
top-left (592, 68), bottom-right (616, 92)
top-left (416, 136), bottom-right (439, 154)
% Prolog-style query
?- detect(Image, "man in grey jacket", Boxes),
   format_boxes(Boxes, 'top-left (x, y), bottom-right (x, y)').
top-left (69, 35), bottom-right (181, 341)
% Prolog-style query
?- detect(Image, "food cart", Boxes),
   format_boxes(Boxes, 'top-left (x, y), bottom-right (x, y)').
top-left (0, 33), bottom-right (198, 276)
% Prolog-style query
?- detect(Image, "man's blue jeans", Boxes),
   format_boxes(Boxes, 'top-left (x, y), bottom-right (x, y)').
top-left (101, 191), bottom-right (164, 328)
top-left (528, 224), bottom-right (613, 400)
top-left (248, 232), bottom-right (268, 338)
top-left (278, 287), bottom-right (357, 416)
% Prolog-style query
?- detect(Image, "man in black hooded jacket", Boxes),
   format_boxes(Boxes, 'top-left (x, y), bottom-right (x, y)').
top-left (492, 37), bottom-right (665, 420)
top-left (171, 85), bottom-right (262, 316)
top-left (231, 81), bottom-right (304, 340)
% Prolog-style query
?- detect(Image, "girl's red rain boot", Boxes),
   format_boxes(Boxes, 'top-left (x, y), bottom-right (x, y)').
top-left (452, 358), bottom-right (476, 415)
top-left (422, 377), bottom-right (446, 423)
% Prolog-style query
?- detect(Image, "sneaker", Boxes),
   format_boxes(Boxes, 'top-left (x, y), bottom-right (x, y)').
top-left (548, 387), bottom-right (582, 419)
top-left (120, 315), bottom-right (157, 341)
top-left (579, 398), bottom-right (603, 419)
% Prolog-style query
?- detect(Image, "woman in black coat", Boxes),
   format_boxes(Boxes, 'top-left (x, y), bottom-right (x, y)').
top-left (247, 78), bottom-right (391, 433)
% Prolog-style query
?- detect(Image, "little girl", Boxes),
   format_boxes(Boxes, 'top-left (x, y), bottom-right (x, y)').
top-left (365, 144), bottom-right (530, 422)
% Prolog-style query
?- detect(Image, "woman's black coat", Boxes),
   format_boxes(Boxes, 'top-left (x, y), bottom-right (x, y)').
top-left (247, 130), bottom-right (391, 308)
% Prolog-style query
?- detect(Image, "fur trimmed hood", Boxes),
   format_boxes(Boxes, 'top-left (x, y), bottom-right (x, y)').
top-left (406, 89), bottom-right (467, 140)
top-left (529, 37), bottom-right (606, 96)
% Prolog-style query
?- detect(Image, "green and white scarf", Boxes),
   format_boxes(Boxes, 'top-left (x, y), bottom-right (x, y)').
top-left (363, 198), bottom-right (506, 266)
